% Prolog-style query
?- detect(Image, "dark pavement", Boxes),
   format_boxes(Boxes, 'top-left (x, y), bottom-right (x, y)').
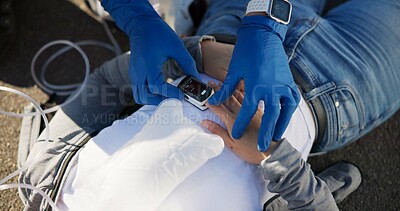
top-left (0, 0), bottom-right (399, 210)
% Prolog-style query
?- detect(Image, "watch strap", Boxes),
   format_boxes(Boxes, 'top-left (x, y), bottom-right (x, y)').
top-left (246, 0), bottom-right (269, 15)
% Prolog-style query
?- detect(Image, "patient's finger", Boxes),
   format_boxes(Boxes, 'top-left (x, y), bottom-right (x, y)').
top-left (234, 90), bottom-right (265, 118)
top-left (233, 90), bottom-right (244, 105)
top-left (208, 81), bottom-right (235, 113)
top-left (201, 120), bottom-right (236, 151)
top-left (238, 80), bottom-right (245, 92)
top-left (224, 94), bottom-right (242, 115)
top-left (206, 102), bottom-right (234, 130)
top-left (201, 120), bottom-right (229, 140)
top-left (208, 83), bottom-right (243, 115)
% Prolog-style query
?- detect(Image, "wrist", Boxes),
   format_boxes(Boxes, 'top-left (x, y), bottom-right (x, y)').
top-left (258, 139), bottom-right (303, 186)
top-left (259, 140), bottom-right (281, 163)
top-left (241, 16), bottom-right (288, 41)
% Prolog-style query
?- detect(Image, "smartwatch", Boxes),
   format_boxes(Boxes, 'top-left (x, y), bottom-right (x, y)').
top-left (246, 0), bottom-right (292, 25)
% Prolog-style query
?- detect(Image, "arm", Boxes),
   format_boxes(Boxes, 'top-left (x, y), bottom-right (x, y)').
top-left (201, 86), bottom-right (337, 210)
top-left (208, 12), bottom-right (300, 152)
top-left (100, 0), bottom-right (200, 105)
top-left (260, 139), bottom-right (338, 210)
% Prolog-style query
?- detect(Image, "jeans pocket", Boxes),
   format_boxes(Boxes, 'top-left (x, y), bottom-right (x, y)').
top-left (329, 86), bottom-right (364, 144)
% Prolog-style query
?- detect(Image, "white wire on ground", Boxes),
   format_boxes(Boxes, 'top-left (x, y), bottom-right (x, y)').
top-left (0, 86), bottom-right (56, 210)
top-left (29, 40), bottom-right (91, 115)
top-left (37, 40), bottom-right (117, 96)
top-left (0, 184), bottom-right (59, 211)
top-left (36, 20), bottom-right (121, 96)
top-left (0, 21), bottom-right (122, 210)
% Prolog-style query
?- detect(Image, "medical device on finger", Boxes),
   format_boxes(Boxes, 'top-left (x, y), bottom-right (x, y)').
top-left (178, 76), bottom-right (214, 110)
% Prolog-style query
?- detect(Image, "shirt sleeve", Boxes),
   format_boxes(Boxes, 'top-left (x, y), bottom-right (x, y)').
top-left (259, 139), bottom-right (339, 210)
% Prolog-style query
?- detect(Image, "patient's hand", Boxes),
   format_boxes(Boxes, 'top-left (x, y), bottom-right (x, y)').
top-left (201, 82), bottom-right (279, 164)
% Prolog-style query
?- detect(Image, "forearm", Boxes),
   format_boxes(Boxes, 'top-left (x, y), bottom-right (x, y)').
top-left (259, 139), bottom-right (339, 210)
top-left (201, 40), bottom-right (233, 80)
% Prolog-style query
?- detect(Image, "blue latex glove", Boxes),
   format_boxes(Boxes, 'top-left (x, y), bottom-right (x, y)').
top-left (101, 0), bottom-right (200, 104)
top-left (208, 16), bottom-right (300, 152)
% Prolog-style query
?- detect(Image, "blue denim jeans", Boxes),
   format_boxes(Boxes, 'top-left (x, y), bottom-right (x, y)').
top-left (196, 0), bottom-right (400, 152)
top-left (30, 0), bottom-right (400, 156)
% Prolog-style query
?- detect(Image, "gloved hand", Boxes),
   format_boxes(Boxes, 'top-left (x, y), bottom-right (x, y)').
top-left (208, 16), bottom-right (300, 152)
top-left (101, 0), bottom-right (200, 104)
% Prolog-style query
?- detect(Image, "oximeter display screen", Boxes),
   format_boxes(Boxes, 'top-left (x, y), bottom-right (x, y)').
top-left (179, 76), bottom-right (213, 102)
top-left (271, 0), bottom-right (291, 23)
top-left (185, 78), bottom-right (206, 96)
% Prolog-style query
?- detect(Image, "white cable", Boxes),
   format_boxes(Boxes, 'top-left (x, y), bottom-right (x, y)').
top-left (29, 40), bottom-right (91, 115)
top-left (0, 41), bottom-right (91, 210)
top-left (33, 23), bottom-right (121, 97)
top-left (0, 183), bottom-right (60, 211)
top-left (37, 40), bottom-right (118, 96)
top-left (0, 19), bottom-right (122, 210)
top-left (0, 86), bottom-right (56, 210)
top-left (0, 87), bottom-right (49, 184)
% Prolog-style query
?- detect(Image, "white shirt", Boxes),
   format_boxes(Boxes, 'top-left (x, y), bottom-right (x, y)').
top-left (57, 74), bottom-right (315, 211)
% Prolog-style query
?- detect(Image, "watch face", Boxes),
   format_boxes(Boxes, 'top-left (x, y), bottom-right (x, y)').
top-left (271, 0), bottom-right (291, 24)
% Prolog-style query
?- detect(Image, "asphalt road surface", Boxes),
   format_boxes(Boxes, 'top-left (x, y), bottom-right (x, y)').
top-left (0, 0), bottom-right (399, 210)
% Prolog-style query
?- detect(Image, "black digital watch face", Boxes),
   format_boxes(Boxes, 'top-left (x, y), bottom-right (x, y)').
top-left (271, 0), bottom-right (291, 23)
top-left (178, 76), bottom-right (213, 102)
